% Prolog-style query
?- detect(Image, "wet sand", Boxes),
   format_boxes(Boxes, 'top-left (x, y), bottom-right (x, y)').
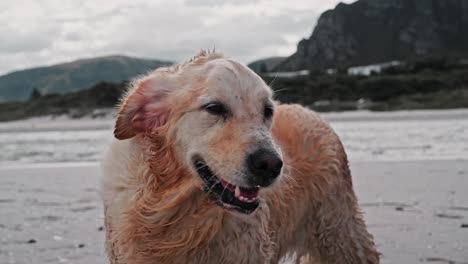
top-left (1, 160), bottom-right (467, 264)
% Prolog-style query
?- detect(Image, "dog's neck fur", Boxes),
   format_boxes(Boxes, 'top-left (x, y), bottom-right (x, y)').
top-left (113, 135), bottom-right (275, 263)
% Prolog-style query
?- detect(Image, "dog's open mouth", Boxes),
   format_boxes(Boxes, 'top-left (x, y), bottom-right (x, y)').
top-left (194, 159), bottom-right (260, 214)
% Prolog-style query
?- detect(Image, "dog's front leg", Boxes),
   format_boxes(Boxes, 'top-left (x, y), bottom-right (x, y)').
top-left (311, 180), bottom-right (380, 264)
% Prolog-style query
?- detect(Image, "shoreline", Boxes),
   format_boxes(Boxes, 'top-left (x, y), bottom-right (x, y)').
top-left (0, 161), bottom-right (100, 170)
top-left (1, 158), bottom-right (468, 169)
top-left (1, 108), bottom-right (467, 133)
top-left (1, 156), bottom-right (468, 170)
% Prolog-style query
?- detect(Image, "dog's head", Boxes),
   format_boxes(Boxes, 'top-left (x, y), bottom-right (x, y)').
top-left (114, 51), bottom-right (282, 214)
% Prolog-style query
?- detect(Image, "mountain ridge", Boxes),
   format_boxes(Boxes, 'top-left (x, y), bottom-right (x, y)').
top-left (0, 55), bottom-right (172, 102)
top-left (276, 0), bottom-right (468, 71)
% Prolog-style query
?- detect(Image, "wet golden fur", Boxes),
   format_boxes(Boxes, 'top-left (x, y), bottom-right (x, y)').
top-left (101, 51), bottom-right (379, 263)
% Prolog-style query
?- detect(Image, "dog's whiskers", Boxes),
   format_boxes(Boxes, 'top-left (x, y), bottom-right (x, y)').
top-left (204, 173), bottom-right (222, 195)
top-left (280, 165), bottom-right (299, 186)
top-left (268, 71), bottom-right (279, 89)
top-left (281, 172), bottom-right (298, 186)
top-left (272, 87), bottom-right (290, 93)
top-left (283, 164), bottom-right (305, 178)
top-left (272, 87), bottom-right (291, 100)
top-left (219, 185), bottom-right (228, 199)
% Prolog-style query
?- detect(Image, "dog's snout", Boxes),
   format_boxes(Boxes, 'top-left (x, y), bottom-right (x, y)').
top-left (247, 149), bottom-right (283, 187)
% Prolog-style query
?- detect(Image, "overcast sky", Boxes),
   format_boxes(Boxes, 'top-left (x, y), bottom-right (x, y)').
top-left (0, 0), bottom-right (354, 75)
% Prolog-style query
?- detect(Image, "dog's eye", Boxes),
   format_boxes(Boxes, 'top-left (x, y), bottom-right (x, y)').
top-left (204, 103), bottom-right (228, 116)
top-left (264, 105), bottom-right (274, 119)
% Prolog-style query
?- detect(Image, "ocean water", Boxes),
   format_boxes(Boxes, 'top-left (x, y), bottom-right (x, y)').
top-left (332, 118), bottom-right (468, 161)
top-left (0, 110), bottom-right (467, 165)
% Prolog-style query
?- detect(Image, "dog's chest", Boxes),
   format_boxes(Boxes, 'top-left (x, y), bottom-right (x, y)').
top-left (190, 215), bottom-right (275, 264)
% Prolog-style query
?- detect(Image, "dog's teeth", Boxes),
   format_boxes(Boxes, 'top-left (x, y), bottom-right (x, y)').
top-left (249, 197), bottom-right (257, 203)
top-left (235, 186), bottom-right (240, 198)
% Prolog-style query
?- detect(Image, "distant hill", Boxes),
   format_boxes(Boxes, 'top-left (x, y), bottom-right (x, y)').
top-left (0, 81), bottom-right (126, 122)
top-left (1, 58), bottom-right (468, 122)
top-left (247, 57), bottom-right (286, 73)
top-left (0, 55), bottom-right (172, 102)
top-left (276, 0), bottom-right (468, 71)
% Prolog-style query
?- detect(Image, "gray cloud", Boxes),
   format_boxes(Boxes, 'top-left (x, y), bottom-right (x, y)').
top-left (0, 0), bottom-right (354, 75)
top-left (0, 32), bottom-right (52, 54)
top-left (184, 0), bottom-right (260, 7)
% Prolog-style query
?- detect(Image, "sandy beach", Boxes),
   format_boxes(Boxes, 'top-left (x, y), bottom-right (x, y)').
top-left (1, 109), bottom-right (467, 263)
top-left (1, 160), bottom-right (467, 264)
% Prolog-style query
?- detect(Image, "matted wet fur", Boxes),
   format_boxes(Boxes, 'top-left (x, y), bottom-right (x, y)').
top-left (101, 51), bottom-right (380, 264)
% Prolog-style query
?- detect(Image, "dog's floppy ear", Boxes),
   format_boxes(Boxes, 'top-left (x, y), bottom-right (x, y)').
top-left (114, 74), bottom-right (175, 140)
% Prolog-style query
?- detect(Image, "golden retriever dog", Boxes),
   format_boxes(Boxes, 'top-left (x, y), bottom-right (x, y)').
top-left (101, 51), bottom-right (379, 264)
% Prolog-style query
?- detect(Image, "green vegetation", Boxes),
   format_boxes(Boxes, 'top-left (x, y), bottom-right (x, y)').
top-left (0, 58), bottom-right (467, 122)
top-left (265, 59), bottom-right (468, 112)
top-left (0, 82), bottom-right (126, 121)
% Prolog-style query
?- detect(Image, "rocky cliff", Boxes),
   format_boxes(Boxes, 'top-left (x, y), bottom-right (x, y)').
top-left (276, 0), bottom-right (468, 71)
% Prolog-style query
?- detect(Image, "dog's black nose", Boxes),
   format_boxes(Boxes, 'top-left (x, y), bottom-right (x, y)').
top-left (247, 149), bottom-right (283, 187)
